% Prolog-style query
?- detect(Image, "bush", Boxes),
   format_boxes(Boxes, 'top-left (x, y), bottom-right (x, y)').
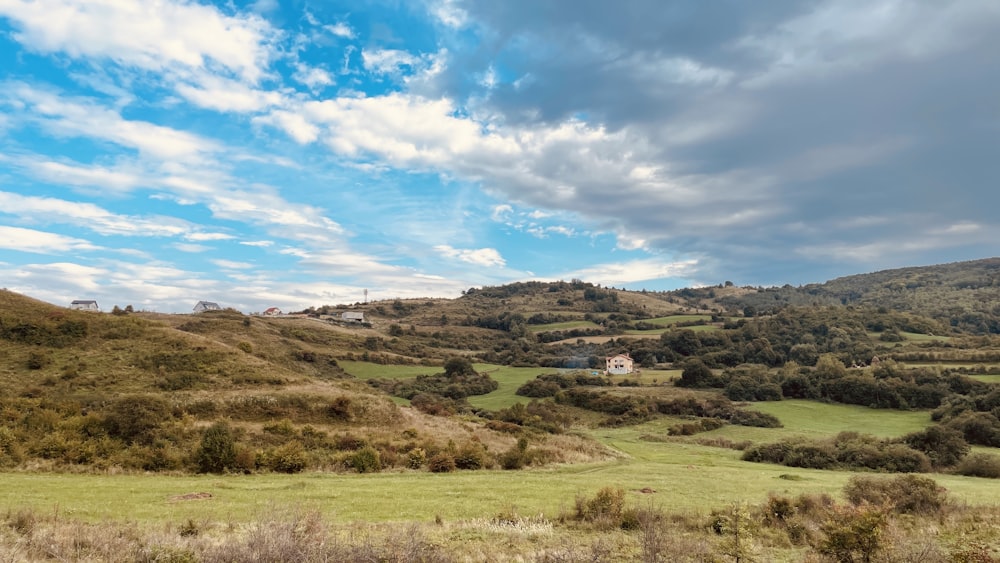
top-left (903, 425), bottom-right (970, 468)
top-left (350, 445), bottom-right (382, 473)
top-left (575, 486), bottom-right (625, 525)
top-left (454, 442), bottom-right (487, 470)
top-left (267, 441), bottom-right (307, 473)
top-left (818, 504), bottom-right (887, 563)
top-left (954, 453), bottom-right (1000, 478)
top-left (104, 395), bottom-right (171, 445)
top-left (196, 422), bottom-right (237, 473)
top-left (26, 351), bottom-right (50, 370)
top-left (406, 448), bottom-right (426, 469)
top-left (843, 474), bottom-right (948, 515)
top-left (515, 379), bottom-right (561, 398)
top-left (428, 452), bottom-right (456, 473)
top-left (729, 410), bottom-right (782, 428)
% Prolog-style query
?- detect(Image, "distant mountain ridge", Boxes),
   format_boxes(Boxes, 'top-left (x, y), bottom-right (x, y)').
top-left (716, 258), bottom-right (1000, 334)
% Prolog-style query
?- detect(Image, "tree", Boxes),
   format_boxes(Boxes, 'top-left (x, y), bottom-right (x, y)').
top-left (903, 425), bottom-right (969, 468)
top-left (196, 422), bottom-right (237, 473)
top-left (104, 395), bottom-right (170, 445)
top-left (444, 356), bottom-right (476, 377)
top-left (677, 358), bottom-right (717, 388)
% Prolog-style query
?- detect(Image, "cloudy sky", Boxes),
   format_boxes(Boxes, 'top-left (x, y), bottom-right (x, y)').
top-left (0, 0), bottom-right (997, 312)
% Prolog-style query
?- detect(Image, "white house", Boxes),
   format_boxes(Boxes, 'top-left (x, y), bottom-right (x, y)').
top-left (69, 299), bottom-right (100, 312)
top-left (263, 307), bottom-right (282, 316)
top-left (193, 301), bottom-right (222, 313)
top-left (605, 353), bottom-right (634, 375)
top-left (342, 311), bottom-right (365, 323)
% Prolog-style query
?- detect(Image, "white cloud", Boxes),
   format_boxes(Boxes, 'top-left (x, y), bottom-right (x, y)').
top-left (253, 110), bottom-right (320, 143)
top-left (430, 0), bottom-right (468, 28)
top-left (293, 63), bottom-right (335, 90)
top-left (212, 259), bottom-right (254, 269)
top-left (435, 245), bottom-right (506, 267)
top-left (325, 22), bottom-right (355, 39)
top-left (240, 240), bottom-right (274, 248)
top-left (0, 191), bottom-right (192, 237)
top-left (27, 159), bottom-right (145, 193)
top-left (0, 226), bottom-right (99, 253)
top-left (8, 83), bottom-right (220, 162)
top-left (174, 74), bottom-right (284, 112)
top-left (362, 49), bottom-right (422, 75)
top-left (0, 0), bottom-right (277, 82)
top-left (931, 221), bottom-right (982, 235)
top-left (559, 258), bottom-right (699, 286)
top-left (186, 232), bottom-right (234, 241)
top-left (491, 204), bottom-right (513, 221)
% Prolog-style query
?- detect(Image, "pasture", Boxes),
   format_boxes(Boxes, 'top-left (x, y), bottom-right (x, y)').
top-left (4, 399), bottom-right (1000, 528)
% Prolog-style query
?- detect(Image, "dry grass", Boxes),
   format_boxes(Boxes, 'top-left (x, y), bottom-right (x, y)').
top-left (6, 484), bottom-right (997, 562)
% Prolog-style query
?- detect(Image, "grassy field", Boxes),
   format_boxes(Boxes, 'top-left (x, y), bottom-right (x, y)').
top-left (526, 320), bottom-right (600, 333)
top-left (467, 365), bottom-right (560, 410)
top-left (643, 315), bottom-right (713, 326)
top-left (969, 374), bottom-right (1000, 384)
top-left (5, 414), bottom-right (1000, 527)
top-left (339, 360), bottom-right (556, 410)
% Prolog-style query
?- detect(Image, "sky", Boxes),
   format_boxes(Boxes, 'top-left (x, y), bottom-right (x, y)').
top-left (0, 0), bottom-right (998, 313)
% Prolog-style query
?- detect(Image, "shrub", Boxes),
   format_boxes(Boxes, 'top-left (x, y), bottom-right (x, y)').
top-left (350, 445), bottom-right (382, 473)
top-left (428, 452), bottom-right (455, 473)
top-left (903, 425), bottom-right (970, 468)
top-left (267, 441), bottom-right (307, 473)
top-left (236, 341), bottom-right (253, 354)
top-left (843, 474), bottom-right (948, 515)
top-left (0, 426), bottom-right (24, 467)
top-left (326, 396), bottom-right (353, 421)
top-left (515, 379), bottom-right (561, 398)
top-left (406, 448), bottom-right (426, 469)
top-left (818, 504), bottom-right (887, 563)
top-left (26, 351), bottom-right (50, 370)
top-left (729, 410), bottom-right (782, 428)
top-left (104, 395), bottom-right (171, 445)
top-left (954, 453), bottom-right (1000, 478)
top-left (454, 442), bottom-right (487, 470)
top-left (575, 486), bottom-right (625, 525)
top-left (196, 422), bottom-right (237, 473)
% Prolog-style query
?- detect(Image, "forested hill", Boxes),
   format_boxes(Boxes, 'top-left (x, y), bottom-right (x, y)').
top-left (717, 258), bottom-right (1000, 334)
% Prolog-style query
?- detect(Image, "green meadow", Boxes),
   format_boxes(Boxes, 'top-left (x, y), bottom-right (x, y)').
top-left (643, 314), bottom-right (714, 326)
top-left (526, 320), bottom-right (600, 332)
top-left (5, 399), bottom-right (1000, 528)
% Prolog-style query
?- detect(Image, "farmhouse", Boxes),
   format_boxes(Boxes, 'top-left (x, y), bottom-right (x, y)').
top-left (263, 307), bottom-right (282, 316)
top-left (193, 301), bottom-right (222, 313)
top-left (69, 299), bottom-right (100, 312)
top-left (605, 353), bottom-right (634, 375)
top-left (342, 311), bottom-right (365, 323)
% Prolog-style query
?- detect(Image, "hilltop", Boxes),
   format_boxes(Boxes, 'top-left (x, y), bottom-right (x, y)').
top-left (1, 257), bottom-right (1000, 476)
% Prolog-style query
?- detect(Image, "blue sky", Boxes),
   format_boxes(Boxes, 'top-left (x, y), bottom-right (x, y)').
top-left (0, 0), bottom-right (997, 313)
